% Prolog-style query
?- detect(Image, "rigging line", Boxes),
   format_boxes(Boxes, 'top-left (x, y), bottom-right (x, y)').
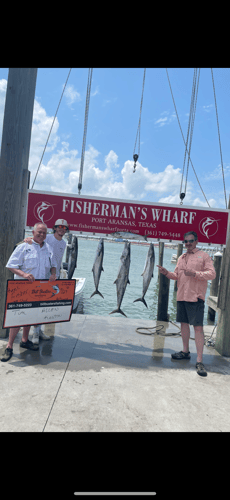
top-left (184, 68), bottom-right (200, 195)
top-left (133, 68), bottom-right (146, 156)
top-left (133, 68), bottom-right (146, 172)
top-left (180, 68), bottom-right (198, 195)
top-left (211, 68), bottom-right (227, 209)
top-left (78, 68), bottom-right (93, 194)
top-left (166, 68), bottom-right (210, 207)
top-left (31, 68), bottom-right (72, 189)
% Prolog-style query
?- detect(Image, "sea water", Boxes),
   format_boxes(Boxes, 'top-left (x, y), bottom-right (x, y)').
top-left (70, 238), bottom-right (213, 325)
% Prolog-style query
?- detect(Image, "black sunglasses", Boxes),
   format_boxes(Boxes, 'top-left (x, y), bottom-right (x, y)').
top-left (184, 239), bottom-right (195, 243)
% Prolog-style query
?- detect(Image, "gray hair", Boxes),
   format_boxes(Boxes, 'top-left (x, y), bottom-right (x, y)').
top-left (33, 222), bottom-right (48, 231)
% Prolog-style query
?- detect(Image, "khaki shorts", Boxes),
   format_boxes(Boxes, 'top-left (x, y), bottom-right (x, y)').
top-left (176, 298), bottom-right (205, 326)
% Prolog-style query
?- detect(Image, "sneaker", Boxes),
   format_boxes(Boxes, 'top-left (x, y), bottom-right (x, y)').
top-left (38, 328), bottom-right (50, 341)
top-left (1, 347), bottom-right (13, 362)
top-left (20, 339), bottom-right (39, 351)
top-left (32, 327), bottom-right (40, 345)
top-left (196, 362), bottom-right (207, 377)
top-left (171, 350), bottom-right (191, 360)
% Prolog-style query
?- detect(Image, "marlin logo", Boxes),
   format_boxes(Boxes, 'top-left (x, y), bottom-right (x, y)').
top-left (199, 216), bottom-right (220, 239)
top-left (33, 201), bottom-right (55, 223)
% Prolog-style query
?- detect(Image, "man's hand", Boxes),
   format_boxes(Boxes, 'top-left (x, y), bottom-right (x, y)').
top-left (184, 269), bottom-right (196, 277)
top-left (23, 272), bottom-right (35, 281)
top-left (49, 274), bottom-right (56, 282)
top-left (157, 265), bottom-right (168, 275)
top-left (24, 237), bottom-right (33, 244)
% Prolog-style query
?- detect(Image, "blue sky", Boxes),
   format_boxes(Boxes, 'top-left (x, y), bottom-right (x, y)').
top-left (0, 67), bottom-right (230, 208)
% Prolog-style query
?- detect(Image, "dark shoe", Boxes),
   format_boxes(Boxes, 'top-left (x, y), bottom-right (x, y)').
top-left (196, 362), bottom-right (207, 377)
top-left (171, 350), bottom-right (191, 360)
top-left (1, 347), bottom-right (13, 362)
top-left (20, 339), bottom-right (39, 351)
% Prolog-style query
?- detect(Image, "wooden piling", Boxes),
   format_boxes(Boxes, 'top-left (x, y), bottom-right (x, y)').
top-left (157, 242), bottom-right (170, 321)
top-left (207, 252), bottom-right (222, 322)
top-left (174, 243), bottom-right (183, 292)
top-left (0, 69), bottom-right (37, 338)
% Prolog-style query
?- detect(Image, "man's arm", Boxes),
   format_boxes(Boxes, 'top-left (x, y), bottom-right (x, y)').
top-left (7, 268), bottom-right (35, 281)
top-left (49, 267), bottom-right (56, 282)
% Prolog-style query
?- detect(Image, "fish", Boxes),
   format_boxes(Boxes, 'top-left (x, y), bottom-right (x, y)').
top-left (67, 235), bottom-right (78, 279)
top-left (51, 285), bottom-right (60, 297)
top-left (133, 242), bottom-right (155, 308)
top-left (109, 241), bottom-right (131, 317)
top-left (90, 238), bottom-right (104, 299)
top-left (110, 231), bottom-right (147, 241)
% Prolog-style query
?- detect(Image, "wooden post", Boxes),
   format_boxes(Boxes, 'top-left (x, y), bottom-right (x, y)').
top-left (207, 252), bottom-right (222, 322)
top-left (0, 68), bottom-right (37, 338)
top-left (157, 242), bottom-right (170, 321)
top-left (174, 243), bottom-right (183, 292)
top-left (158, 242), bottom-right (164, 281)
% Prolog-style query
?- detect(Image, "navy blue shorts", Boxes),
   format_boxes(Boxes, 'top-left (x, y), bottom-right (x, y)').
top-left (176, 298), bottom-right (205, 326)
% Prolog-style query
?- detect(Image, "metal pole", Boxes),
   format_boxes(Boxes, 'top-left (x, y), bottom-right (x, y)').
top-left (0, 68), bottom-right (37, 338)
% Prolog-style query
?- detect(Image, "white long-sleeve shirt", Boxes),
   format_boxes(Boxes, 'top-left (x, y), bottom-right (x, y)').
top-left (6, 240), bottom-right (57, 280)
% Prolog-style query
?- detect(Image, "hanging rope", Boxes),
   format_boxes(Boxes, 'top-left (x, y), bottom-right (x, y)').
top-left (78, 68), bottom-right (93, 194)
top-left (166, 68), bottom-right (210, 207)
top-left (180, 68), bottom-right (200, 203)
top-left (211, 68), bottom-right (227, 209)
top-left (31, 68), bottom-right (72, 189)
top-left (133, 68), bottom-right (146, 172)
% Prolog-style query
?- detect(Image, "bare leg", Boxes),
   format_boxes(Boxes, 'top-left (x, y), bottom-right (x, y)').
top-left (194, 326), bottom-right (204, 363)
top-left (7, 327), bottom-right (20, 349)
top-left (181, 322), bottom-right (190, 353)
top-left (7, 326), bottom-right (31, 349)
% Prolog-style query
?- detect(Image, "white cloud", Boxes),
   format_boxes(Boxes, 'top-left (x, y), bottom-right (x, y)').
top-left (154, 111), bottom-right (176, 127)
top-left (64, 84), bottom-right (81, 108)
top-left (203, 104), bottom-right (214, 113)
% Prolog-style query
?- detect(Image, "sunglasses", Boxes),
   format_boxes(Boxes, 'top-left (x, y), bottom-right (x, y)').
top-left (184, 239), bottom-right (195, 243)
top-left (56, 225), bottom-right (68, 230)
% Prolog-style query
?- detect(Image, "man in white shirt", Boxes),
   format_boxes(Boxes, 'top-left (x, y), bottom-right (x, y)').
top-left (1, 223), bottom-right (57, 362)
top-left (24, 219), bottom-right (69, 344)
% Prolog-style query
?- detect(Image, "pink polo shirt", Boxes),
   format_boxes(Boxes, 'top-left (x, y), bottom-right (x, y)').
top-left (166, 247), bottom-right (216, 302)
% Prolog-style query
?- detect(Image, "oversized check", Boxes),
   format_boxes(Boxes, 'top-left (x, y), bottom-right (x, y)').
top-left (2, 279), bottom-right (76, 328)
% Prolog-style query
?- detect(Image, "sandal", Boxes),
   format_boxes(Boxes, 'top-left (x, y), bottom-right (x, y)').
top-left (196, 362), bottom-right (207, 377)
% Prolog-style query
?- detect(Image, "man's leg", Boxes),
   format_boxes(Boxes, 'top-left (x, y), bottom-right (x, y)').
top-left (7, 327), bottom-right (20, 349)
top-left (194, 326), bottom-right (204, 363)
top-left (181, 322), bottom-right (190, 353)
top-left (21, 326), bottom-right (31, 343)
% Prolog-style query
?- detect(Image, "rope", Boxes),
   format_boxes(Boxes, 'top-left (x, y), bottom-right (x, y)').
top-left (78, 68), bottom-right (93, 194)
top-left (166, 69), bottom-right (210, 207)
top-left (180, 68), bottom-right (200, 201)
top-left (133, 68), bottom-right (146, 172)
top-left (211, 68), bottom-right (227, 209)
top-left (31, 68), bottom-right (72, 189)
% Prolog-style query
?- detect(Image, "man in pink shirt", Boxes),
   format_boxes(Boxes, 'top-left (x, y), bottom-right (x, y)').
top-left (157, 231), bottom-right (216, 377)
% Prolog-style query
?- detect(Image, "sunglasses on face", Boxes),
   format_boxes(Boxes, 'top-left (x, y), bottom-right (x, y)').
top-left (184, 239), bottom-right (195, 243)
top-left (56, 225), bottom-right (68, 230)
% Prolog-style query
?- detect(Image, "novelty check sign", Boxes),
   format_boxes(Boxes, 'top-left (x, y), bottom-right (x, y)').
top-left (3, 279), bottom-right (76, 328)
top-left (26, 190), bottom-right (229, 245)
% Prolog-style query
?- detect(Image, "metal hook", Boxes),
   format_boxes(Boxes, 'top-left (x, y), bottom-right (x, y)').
top-left (133, 154), bottom-right (139, 173)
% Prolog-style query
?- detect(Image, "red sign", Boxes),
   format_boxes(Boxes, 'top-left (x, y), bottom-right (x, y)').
top-left (26, 190), bottom-right (229, 244)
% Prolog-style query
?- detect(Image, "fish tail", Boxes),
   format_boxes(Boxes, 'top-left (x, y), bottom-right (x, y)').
top-left (109, 308), bottom-right (127, 317)
top-left (133, 297), bottom-right (148, 308)
top-left (90, 290), bottom-right (104, 299)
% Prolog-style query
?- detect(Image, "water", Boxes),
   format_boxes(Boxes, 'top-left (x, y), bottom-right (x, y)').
top-left (70, 238), bottom-right (213, 325)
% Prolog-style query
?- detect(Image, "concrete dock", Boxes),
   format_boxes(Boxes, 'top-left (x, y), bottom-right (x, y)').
top-left (0, 314), bottom-right (230, 432)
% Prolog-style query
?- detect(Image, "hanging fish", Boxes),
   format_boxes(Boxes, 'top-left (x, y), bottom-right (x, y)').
top-left (90, 238), bottom-right (104, 299)
top-left (133, 243), bottom-right (155, 308)
top-left (110, 242), bottom-right (131, 317)
top-left (68, 235), bottom-right (78, 279)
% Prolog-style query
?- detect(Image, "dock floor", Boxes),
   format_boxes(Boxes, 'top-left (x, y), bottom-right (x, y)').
top-left (0, 314), bottom-right (230, 432)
